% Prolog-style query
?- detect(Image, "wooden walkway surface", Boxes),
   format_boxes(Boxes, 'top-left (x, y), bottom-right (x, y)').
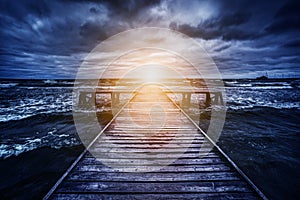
top-left (45, 85), bottom-right (266, 200)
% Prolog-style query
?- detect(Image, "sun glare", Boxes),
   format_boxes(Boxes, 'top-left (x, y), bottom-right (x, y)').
top-left (143, 67), bottom-right (163, 82)
top-left (127, 64), bottom-right (180, 83)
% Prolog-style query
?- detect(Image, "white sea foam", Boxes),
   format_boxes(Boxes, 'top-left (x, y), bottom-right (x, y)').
top-left (250, 86), bottom-right (293, 89)
top-left (43, 80), bottom-right (58, 84)
top-left (0, 129), bottom-right (80, 159)
top-left (225, 81), bottom-right (295, 89)
top-left (0, 83), bottom-right (18, 88)
top-left (0, 91), bottom-right (73, 122)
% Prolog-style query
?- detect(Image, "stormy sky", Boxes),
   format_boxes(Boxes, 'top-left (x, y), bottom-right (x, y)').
top-left (0, 0), bottom-right (299, 79)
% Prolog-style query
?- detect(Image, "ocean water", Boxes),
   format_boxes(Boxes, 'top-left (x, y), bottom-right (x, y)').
top-left (0, 79), bottom-right (299, 199)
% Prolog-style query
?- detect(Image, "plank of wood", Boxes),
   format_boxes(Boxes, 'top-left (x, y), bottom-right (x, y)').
top-left (85, 149), bottom-right (220, 159)
top-left (67, 171), bottom-right (241, 182)
top-left (99, 136), bottom-right (203, 141)
top-left (104, 128), bottom-right (201, 132)
top-left (114, 119), bottom-right (192, 124)
top-left (85, 151), bottom-right (220, 159)
top-left (51, 193), bottom-right (259, 200)
top-left (95, 137), bottom-right (204, 141)
top-left (92, 141), bottom-right (206, 146)
top-left (74, 163), bottom-right (232, 172)
top-left (112, 124), bottom-right (196, 128)
top-left (100, 131), bottom-right (201, 135)
top-left (79, 157), bottom-right (226, 166)
top-left (91, 143), bottom-right (212, 149)
top-left (89, 149), bottom-right (214, 157)
top-left (104, 136), bottom-right (200, 140)
top-left (117, 110), bottom-right (182, 114)
top-left (96, 136), bottom-right (203, 140)
top-left (57, 180), bottom-right (251, 193)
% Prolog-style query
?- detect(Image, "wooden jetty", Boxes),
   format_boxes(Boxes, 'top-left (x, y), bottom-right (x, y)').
top-left (45, 84), bottom-right (266, 199)
top-left (77, 87), bottom-right (224, 109)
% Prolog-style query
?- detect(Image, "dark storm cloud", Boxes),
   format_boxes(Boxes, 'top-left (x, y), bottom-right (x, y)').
top-left (77, 1), bottom-right (160, 40)
top-left (265, 0), bottom-right (300, 34)
top-left (0, 0), bottom-right (299, 78)
top-left (170, 1), bottom-right (271, 41)
top-left (0, 0), bottom-right (162, 54)
top-left (101, 0), bottom-right (161, 17)
top-left (0, 0), bottom-right (51, 19)
top-left (174, 20), bottom-right (257, 41)
top-left (213, 44), bottom-right (231, 52)
top-left (282, 40), bottom-right (300, 48)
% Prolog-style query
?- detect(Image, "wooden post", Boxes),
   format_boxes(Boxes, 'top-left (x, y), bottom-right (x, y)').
top-left (181, 93), bottom-right (185, 107)
top-left (90, 93), bottom-right (95, 106)
top-left (182, 93), bottom-right (188, 107)
top-left (186, 93), bottom-right (191, 107)
top-left (78, 92), bottom-right (85, 107)
top-left (213, 93), bottom-right (219, 104)
top-left (205, 92), bottom-right (211, 107)
top-left (219, 92), bottom-right (224, 105)
top-left (111, 92), bottom-right (115, 105)
top-left (181, 93), bottom-right (191, 108)
top-left (94, 93), bottom-right (97, 108)
top-left (110, 92), bottom-right (115, 105)
top-left (212, 92), bottom-right (224, 106)
top-left (111, 92), bottom-right (120, 105)
top-left (78, 92), bottom-right (95, 108)
top-left (115, 93), bottom-right (120, 104)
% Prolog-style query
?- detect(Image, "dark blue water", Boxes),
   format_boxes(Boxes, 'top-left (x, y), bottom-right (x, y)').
top-left (0, 79), bottom-right (299, 199)
top-left (220, 108), bottom-right (300, 199)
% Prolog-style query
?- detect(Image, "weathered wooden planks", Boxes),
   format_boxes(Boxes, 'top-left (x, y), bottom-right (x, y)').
top-left (73, 163), bottom-right (232, 173)
top-left (51, 193), bottom-right (258, 200)
top-left (67, 171), bottom-right (241, 182)
top-left (57, 181), bottom-right (252, 193)
top-left (79, 157), bottom-right (225, 166)
top-left (46, 85), bottom-right (263, 199)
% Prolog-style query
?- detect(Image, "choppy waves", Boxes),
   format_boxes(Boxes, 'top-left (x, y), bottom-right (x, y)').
top-left (0, 79), bottom-right (299, 122)
top-left (225, 86), bottom-right (300, 110)
top-left (0, 130), bottom-right (80, 159)
top-left (0, 83), bottom-right (19, 88)
top-left (0, 87), bottom-right (72, 122)
top-left (0, 79), bottom-right (299, 159)
top-left (224, 79), bottom-right (299, 89)
top-left (0, 113), bottom-right (81, 159)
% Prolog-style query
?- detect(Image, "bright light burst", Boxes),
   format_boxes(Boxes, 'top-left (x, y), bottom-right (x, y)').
top-left (128, 64), bottom-right (177, 83)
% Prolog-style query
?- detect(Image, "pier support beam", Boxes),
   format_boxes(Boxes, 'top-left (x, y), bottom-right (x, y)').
top-left (205, 93), bottom-right (211, 107)
top-left (182, 93), bottom-right (191, 108)
top-left (78, 92), bottom-right (95, 108)
top-left (212, 92), bottom-right (224, 106)
top-left (111, 92), bottom-right (120, 105)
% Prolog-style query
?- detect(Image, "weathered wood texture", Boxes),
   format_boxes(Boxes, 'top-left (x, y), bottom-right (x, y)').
top-left (47, 85), bottom-right (261, 200)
